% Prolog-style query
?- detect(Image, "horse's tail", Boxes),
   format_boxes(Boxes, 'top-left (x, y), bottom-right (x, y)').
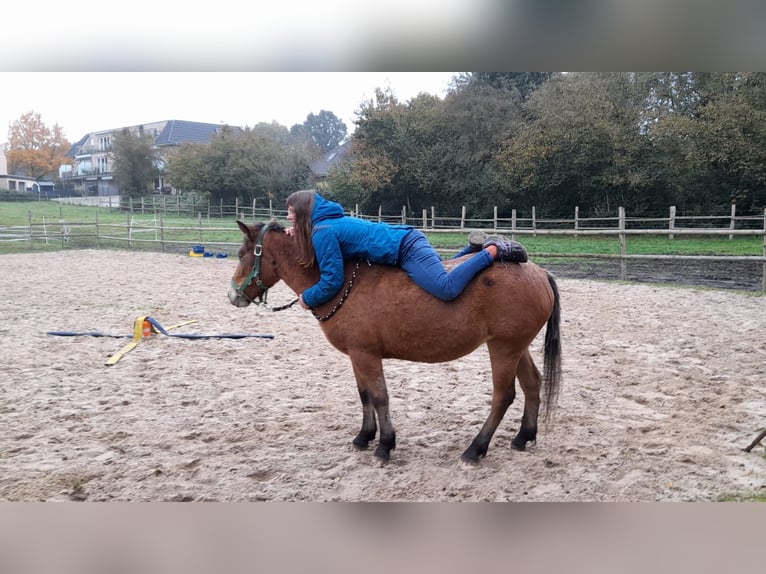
top-left (542, 271), bottom-right (562, 424)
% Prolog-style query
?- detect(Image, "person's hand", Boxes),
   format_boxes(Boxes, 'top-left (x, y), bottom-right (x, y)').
top-left (284, 227), bottom-right (295, 237)
top-left (298, 294), bottom-right (309, 310)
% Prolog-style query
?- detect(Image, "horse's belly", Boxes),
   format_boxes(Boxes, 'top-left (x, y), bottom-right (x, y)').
top-left (326, 324), bottom-right (486, 363)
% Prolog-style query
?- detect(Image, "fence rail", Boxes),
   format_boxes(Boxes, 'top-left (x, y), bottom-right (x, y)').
top-left (45, 195), bottom-right (766, 232)
top-left (3, 200), bottom-right (766, 290)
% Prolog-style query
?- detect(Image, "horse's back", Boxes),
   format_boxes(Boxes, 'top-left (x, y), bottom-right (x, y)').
top-left (319, 259), bottom-right (555, 363)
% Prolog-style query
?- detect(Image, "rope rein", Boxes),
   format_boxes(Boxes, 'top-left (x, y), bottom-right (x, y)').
top-left (311, 261), bottom-right (361, 322)
top-left (270, 298), bottom-right (299, 312)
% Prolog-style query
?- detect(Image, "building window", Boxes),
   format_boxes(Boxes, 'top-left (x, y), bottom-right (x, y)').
top-left (8, 181), bottom-right (16, 190)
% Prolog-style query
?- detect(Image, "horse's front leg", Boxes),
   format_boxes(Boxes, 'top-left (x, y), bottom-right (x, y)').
top-left (349, 352), bottom-right (395, 461)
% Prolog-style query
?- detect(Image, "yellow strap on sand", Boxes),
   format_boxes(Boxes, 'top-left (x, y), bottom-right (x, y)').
top-left (105, 316), bottom-right (198, 366)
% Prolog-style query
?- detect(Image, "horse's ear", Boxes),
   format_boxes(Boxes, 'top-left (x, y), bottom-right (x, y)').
top-left (236, 220), bottom-right (252, 238)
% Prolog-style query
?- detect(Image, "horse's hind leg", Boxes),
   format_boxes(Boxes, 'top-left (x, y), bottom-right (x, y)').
top-left (512, 350), bottom-right (541, 451)
top-left (349, 352), bottom-right (396, 461)
top-left (461, 341), bottom-right (520, 464)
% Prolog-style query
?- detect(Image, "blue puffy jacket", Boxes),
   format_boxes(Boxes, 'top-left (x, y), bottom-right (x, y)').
top-left (301, 194), bottom-right (412, 307)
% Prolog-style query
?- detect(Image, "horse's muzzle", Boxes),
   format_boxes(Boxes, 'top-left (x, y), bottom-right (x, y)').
top-left (228, 287), bottom-right (251, 307)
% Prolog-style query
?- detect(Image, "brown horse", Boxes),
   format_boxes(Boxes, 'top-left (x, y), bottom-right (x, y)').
top-left (228, 220), bottom-right (562, 464)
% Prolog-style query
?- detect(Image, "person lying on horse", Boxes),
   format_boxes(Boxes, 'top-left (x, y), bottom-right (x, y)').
top-left (284, 190), bottom-right (528, 311)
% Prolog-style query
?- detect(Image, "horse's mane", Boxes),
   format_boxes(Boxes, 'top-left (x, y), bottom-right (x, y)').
top-left (262, 219), bottom-right (285, 234)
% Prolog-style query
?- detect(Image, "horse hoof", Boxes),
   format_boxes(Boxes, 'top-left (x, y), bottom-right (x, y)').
top-left (511, 441), bottom-right (527, 451)
top-left (352, 437), bottom-right (370, 450)
top-left (460, 455), bottom-right (480, 465)
top-left (373, 445), bottom-right (391, 461)
top-left (460, 449), bottom-right (483, 464)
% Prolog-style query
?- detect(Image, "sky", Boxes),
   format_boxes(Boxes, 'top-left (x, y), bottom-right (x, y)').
top-left (0, 72), bottom-right (456, 145)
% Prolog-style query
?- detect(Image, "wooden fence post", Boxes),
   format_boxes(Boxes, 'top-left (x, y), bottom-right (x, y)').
top-left (532, 206), bottom-right (537, 237)
top-left (159, 213), bottom-right (165, 253)
top-left (431, 206), bottom-right (435, 230)
top-left (619, 206), bottom-right (627, 280)
top-left (493, 206), bottom-right (498, 231)
top-left (421, 209), bottom-right (427, 229)
top-left (669, 205), bottom-right (676, 239)
top-left (511, 209), bottom-right (517, 241)
top-left (762, 208), bottom-right (766, 292)
top-left (378, 206), bottom-right (382, 223)
top-left (574, 206), bottom-right (579, 233)
top-left (460, 206), bottom-right (466, 229)
top-left (729, 203), bottom-right (736, 240)
top-left (401, 205), bottom-right (407, 224)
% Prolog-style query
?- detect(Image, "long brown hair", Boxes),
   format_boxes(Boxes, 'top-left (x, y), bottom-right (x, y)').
top-left (286, 190), bottom-right (316, 268)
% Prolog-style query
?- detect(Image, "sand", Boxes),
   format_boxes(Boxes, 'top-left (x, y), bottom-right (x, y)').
top-left (0, 249), bottom-right (764, 501)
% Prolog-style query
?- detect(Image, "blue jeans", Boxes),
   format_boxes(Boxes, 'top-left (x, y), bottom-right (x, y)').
top-left (398, 230), bottom-right (493, 301)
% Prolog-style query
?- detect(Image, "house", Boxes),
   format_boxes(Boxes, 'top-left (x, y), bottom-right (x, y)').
top-left (309, 139), bottom-right (353, 184)
top-left (0, 148), bottom-right (44, 193)
top-left (62, 119), bottom-right (240, 196)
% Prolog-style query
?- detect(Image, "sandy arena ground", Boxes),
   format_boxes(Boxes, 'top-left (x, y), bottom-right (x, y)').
top-left (0, 249), bottom-right (764, 501)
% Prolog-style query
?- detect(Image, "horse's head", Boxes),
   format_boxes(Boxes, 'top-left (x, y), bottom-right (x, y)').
top-left (227, 219), bottom-right (285, 308)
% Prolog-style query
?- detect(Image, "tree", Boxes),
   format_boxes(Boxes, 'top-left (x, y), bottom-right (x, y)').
top-left (332, 82), bottom-right (529, 215)
top-left (336, 87), bottom-right (420, 211)
top-left (645, 72), bottom-right (766, 212)
top-left (164, 128), bottom-right (312, 204)
top-left (437, 81), bottom-right (528, 215)
top-left (683, 73), bottom-right (766, 211)
top-left (111, 128), bottom-right (159, 198)
top-left (325, 142), bottom-right (396, 208)
top-left (298, 110), bottom-right (347, 154)
top-left (454, 72), bottom-right (555, 100)
top-left (5, 111), bottom-right (71, 179)
top-left (496, 73), bottom-right (654, 215)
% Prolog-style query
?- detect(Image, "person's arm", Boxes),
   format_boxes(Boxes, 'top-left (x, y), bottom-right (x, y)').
top-left (300, 227), bottom-right (346, 308)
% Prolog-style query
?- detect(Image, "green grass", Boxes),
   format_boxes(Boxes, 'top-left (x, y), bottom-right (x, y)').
top-left (1, 201), bottom-right (764, 257)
